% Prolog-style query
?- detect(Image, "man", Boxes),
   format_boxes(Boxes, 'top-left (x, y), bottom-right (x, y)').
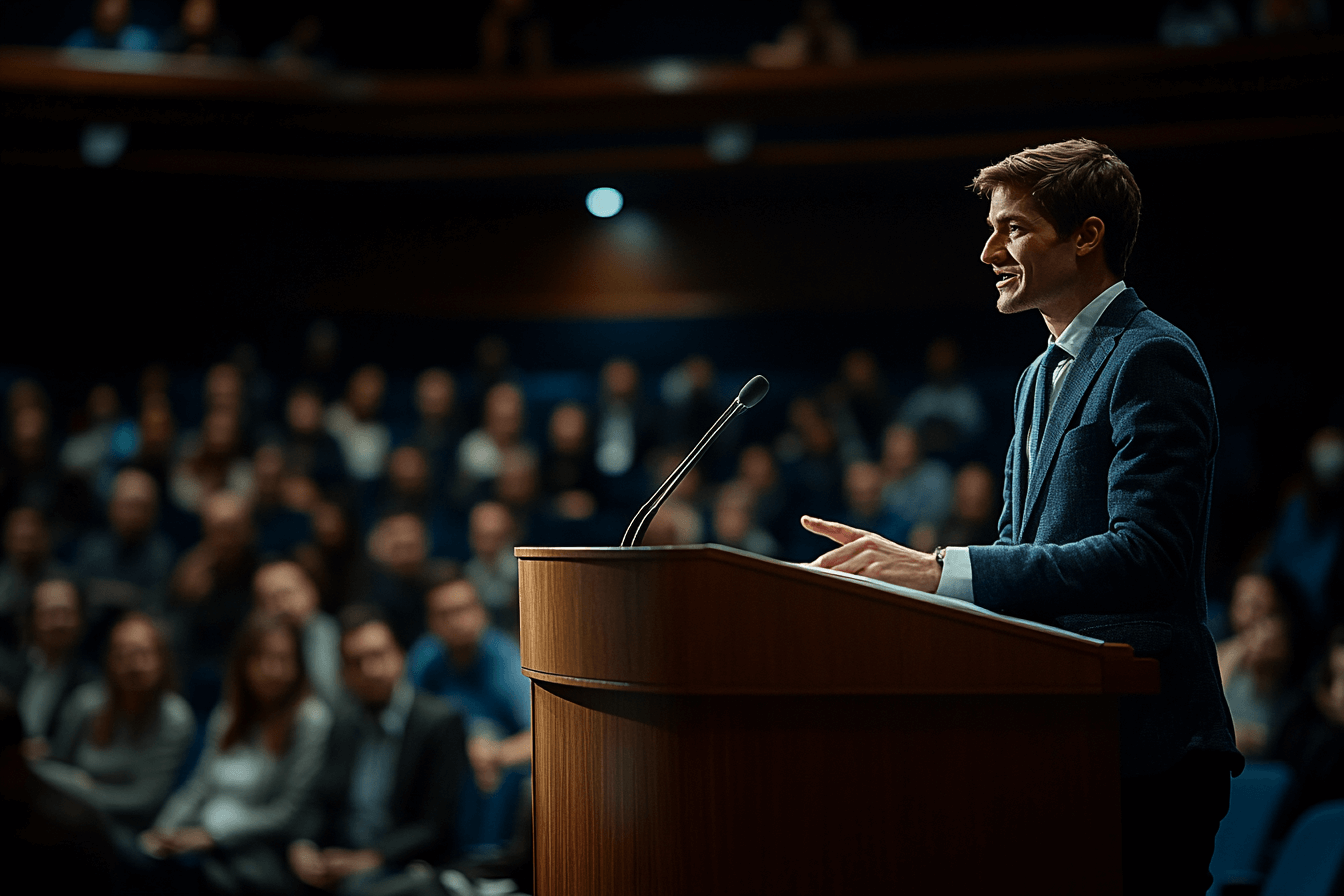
top-left (73, 467), bottom-right (176, 615)
top-left (803, 138), bottom-right (1240, 894)
top-left (407, 578), bottom-right (530, 847)
top-left (289, 604), bottom-right (468, 893)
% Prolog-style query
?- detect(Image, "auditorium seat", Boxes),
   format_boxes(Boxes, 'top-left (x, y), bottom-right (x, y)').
top-left (1207, 761), bottom-right (1293, 895)
top-left (1261, 799), bottom-right (1344, 896)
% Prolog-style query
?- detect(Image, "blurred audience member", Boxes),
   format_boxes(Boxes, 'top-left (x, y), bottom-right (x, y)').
top-left (594, 357), bottom-right (657, 481)
top-left (897, 337), bottom-right (987, 456)
top-left (0, 507), bottom-right (67, 649)
top-left (1254, 0), bottom-right (1330, 34)
top-left (65, 0), bottom-right (156, 50)
top-left (170, 491), bottom-right (259, 683)
top-left (458, 382), bottom-right (529, 503)
top-left (709, 481), bottom-right (779, 557)
top-left (464, 502), bottom-right (519, 635)
top-left (39, 613), bottom-right (194, 839)
top-left (296, 499), bottom-right (361, 614)
top-left (777, 397), bottom-right (844, 556)
top-left (662, 356), bottom-right (734, 473)
top-left (2, 402), bottom-right (61, 521)
top-left (735, 443), bottom-right (788, 544)
top-left (376, 445), bottom-right (459, 559)
top-left (921, 462), bottom-right (999, 553)
top-left (495, 446), bottom-right (543, 541)
top-left (366, 513), bottom-right (453, 650)
top-left (289, 605), bottom-right (468, 893)
top-left (839, 460), bottom-right (910, 545)
top-left (409, 367), bottom-right (464, 492)
top-left (1269, 625), bottom-right (1344, 846)
top-left (277, 382), bottom-right (348, 491)
top-left (170, 408), bottom-right (253, 514)
top-left (824, 348), bottom-right (893, 459)
top-left (74, 468), bottom-right (175, 615)
top-left (880, 423), bottom-right (954, 532)
top-left (141, 613), bottom-right (332, 893)
top-left (158, 0), bottom-right (240, 56)
top-left (59, 383), bottom-right (130, 487)
top-left (409, 579), bottom-right (529, 847)
top-left (0, 686), bottom-right (118, 889)
top-left (1266, 426), bottom-right (1344, 634)
top-left (0, 578), bottom-right (98, 758)
top-left (250, 444), bottom-right (313, 557)
top-left (749, 0), bottom-right (856, 68)
top-left (541, 402), bottom-right (602, 506)
top-left (327, 365), bottom-right (392, 484)
top-left (127, 395), bottom-right (178, 500)
top-left (254, 561), bottom-right (341, 707)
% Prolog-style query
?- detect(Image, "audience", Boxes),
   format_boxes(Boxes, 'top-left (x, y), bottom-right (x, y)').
top-left (0, 578), bottom-right (99, 757)
top-left (141, 612), bottom-right (332, 894)
top-left (39, 613), bottom-right (195, 840)
top-left (0, 321), bottom-right (1333, 885)
top-left (408, 578), bottom-right (530, 849)
top-left (74, 468), bottom-right (176, 615)
top-left (288, 604), bottom-right (468, 893)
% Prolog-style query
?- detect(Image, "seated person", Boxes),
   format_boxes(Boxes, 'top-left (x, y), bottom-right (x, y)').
top-left (73, 468), bottom-right (176, 616)
top-left (408, 578), bottom-right (530, 848)
top-left (288, 605), bottom-right (469, 893)
top-left (39, 613), bottom-right (195, 840)
top-left (141, 612), bottom-right (332, 894)
top-left (0, 578), bottom-right (98, 759)
top-left (253, 561), bottom-right (341, 708)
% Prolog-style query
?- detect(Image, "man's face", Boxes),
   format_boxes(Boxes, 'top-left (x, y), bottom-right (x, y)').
top-left (981, 186), bottom-right (1080, 316)
top-left (255, 563), bottom-right (318, 626)
top-left (426, 582), bottom-right (487, 652)
top-left (341, 622), bottom-right (404, 709)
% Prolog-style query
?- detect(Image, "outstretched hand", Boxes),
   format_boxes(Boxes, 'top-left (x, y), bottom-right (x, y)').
top-left (801, 516), bottom-right (942, 594)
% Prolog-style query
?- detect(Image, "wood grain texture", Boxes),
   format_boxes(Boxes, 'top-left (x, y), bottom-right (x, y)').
top-left (533, 683), bottom-right (1122, 895)
top-left (520, 546), bottom-right (1141, 895)
top-left (517, 545), bottom-right (1158, 695)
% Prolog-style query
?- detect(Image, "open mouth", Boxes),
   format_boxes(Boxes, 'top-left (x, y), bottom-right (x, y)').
top-left (996, 271), bottom-right (1019, 287)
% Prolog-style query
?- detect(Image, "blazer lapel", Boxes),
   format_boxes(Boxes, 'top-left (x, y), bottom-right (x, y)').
top-left (1020, 290), bottom-right (1146, 532)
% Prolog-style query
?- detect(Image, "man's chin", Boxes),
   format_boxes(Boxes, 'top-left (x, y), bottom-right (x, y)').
top-left (996, 292), bottom-right (1033, 315)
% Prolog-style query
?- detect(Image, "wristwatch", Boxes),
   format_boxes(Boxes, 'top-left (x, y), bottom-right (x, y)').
top-left (933, 546), bottom-right (947, 567)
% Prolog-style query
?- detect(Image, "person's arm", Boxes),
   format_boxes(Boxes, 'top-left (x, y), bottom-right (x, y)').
top-left (151, 704), bottom-right (226, 832)
top-left (82, 695), bottom-right (196, 821)
top-left (968, 336), bottom-right (1216, 619)
top-left (201, 698), bottom-right (333, 848)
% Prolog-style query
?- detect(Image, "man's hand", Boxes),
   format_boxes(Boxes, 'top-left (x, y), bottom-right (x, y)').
top-left (168, 826), bottom-right (215, 853)
top-left (468, 736), bottom-right (503, 793)
top-left (802, 516), bottom-right (942, 593)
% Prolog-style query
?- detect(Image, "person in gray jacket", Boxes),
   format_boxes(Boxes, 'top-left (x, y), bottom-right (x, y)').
top-left (141, 611), bottom-right (332, 894)
top-left (38, 612), bottom-right (194, 839)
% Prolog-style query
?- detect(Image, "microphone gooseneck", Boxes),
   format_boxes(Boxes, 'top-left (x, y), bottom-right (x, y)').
top-left (619, 375), bottom-right (770, 548)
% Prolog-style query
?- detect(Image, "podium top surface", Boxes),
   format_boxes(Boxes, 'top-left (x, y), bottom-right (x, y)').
top-left (515, 544), bottom-right (1159, 696)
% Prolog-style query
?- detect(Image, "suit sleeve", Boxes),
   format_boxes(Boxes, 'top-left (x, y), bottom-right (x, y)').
top-left (968, 335), bottom-right (1216, 619)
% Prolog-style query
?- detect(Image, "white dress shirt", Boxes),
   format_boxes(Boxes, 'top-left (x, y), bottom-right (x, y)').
top-left (935, 280), bottom-right (1128, 604)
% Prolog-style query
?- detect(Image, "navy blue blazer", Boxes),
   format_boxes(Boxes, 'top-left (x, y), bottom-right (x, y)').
top-left (967, 288), bottom-right (1241, 778)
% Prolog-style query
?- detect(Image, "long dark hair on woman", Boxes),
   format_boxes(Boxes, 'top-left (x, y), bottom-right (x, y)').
top-left (90, 612), bottom-right (178, 748)
top-left (220, 611), bottom-right (309, 756)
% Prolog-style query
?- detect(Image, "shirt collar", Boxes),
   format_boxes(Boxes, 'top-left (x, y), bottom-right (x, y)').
top-left (1050, 280), bottom-right (1127, 357)
top-left (373, 677), bottom-right (414, 738)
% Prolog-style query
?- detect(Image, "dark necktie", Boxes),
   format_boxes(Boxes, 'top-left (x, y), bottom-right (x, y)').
top-left (1031, 342), bottom-right (1071, 468)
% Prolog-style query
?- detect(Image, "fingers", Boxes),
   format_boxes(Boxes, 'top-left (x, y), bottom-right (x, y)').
top-left (800, 515), bottom-right (867, 545)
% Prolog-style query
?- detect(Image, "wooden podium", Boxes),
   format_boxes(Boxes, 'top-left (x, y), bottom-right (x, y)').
top-left (516, 545), bottom-right (1158, 895)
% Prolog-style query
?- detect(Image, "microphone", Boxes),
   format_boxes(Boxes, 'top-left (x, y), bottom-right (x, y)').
top-left (620, 375), bottom-right (769, 547)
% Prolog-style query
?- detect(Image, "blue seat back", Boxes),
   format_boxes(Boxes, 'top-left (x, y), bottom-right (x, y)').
top-left (1207, 761), bottom-right (1294, 893)
top-left (1262, 799), bottom-right (1344, 896)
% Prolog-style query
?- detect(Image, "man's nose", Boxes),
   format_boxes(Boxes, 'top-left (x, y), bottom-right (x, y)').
top-left (981, 233), bottom-right (1003, 265)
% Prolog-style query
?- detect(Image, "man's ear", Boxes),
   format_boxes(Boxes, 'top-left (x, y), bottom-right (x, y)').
top-left (1074, 216), bottom-right (1105, 258)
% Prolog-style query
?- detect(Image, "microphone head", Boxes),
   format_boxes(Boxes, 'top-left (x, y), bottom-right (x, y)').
top-left (737, 375), bottom-right (770, 409)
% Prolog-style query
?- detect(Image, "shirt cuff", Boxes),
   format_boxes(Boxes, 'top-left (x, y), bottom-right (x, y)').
top-left (935, 546), bottom-right (974, 603)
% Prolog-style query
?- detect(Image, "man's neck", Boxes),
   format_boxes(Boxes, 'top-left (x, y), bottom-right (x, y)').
top-left (1040, 274), bottom-right (1120, 340)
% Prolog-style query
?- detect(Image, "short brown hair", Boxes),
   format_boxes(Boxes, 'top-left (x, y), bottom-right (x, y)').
top-left (970, 138), bottom-right (1141, 276)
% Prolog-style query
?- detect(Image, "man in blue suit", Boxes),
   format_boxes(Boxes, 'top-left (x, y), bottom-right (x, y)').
top-left (803, 138), bottom-right (1241, 894)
